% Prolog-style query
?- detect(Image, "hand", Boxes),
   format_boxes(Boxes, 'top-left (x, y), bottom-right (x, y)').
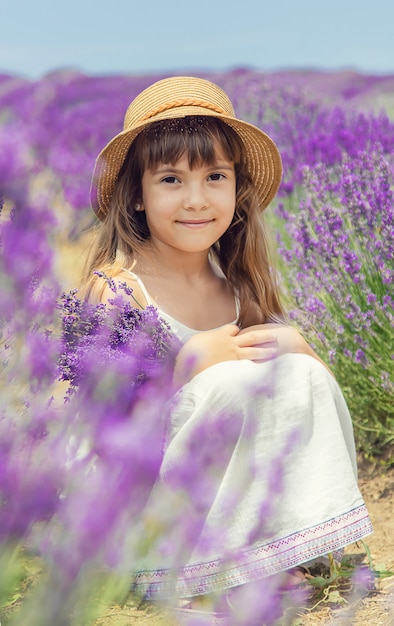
top-left (173, 324), bottom-right (279, 387)
top-left (238, 323), bottom-right (306, 356)
top-left (238, 323), bottom-right (333, 375)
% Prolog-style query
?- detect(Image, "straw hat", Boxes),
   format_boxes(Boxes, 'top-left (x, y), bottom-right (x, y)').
top-left (91, 76), bottom-right (282, 220)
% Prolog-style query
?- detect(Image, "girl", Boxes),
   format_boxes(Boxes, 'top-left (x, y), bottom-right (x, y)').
top-left (83, 76), bottom-right (372, 619)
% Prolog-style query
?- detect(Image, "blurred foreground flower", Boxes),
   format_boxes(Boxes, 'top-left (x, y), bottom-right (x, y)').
top-left (0, 187), bottom-right (182, 622)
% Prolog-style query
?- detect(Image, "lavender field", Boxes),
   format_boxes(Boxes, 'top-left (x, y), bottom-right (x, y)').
top-left (0, 69), bottom-right (393, 624)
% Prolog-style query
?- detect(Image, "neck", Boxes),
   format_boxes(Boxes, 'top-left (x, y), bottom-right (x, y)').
top-left (133, 244), bottom-right (214, 281)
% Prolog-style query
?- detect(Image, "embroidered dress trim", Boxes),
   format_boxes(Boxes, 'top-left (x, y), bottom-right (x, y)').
top-left (133, 503), bottom-right (372, 598)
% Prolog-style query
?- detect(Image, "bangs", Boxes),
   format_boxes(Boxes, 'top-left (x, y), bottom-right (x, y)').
top-left (134, 116), bottom-right (244, 171)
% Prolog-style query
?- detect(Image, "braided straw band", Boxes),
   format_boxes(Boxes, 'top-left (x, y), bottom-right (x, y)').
top-left (139, 99), bottom-right (229, 123)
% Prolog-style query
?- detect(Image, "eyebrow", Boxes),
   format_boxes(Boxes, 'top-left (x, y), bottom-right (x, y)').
top-left (152, 163), bottom-right (234, 174)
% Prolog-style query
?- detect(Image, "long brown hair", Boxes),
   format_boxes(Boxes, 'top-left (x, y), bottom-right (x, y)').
top-left (81, 116), bottom-right (286, 326)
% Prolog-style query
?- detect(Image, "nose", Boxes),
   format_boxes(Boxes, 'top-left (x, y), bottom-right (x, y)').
top-left (183, 183), bottom-right (209, 211)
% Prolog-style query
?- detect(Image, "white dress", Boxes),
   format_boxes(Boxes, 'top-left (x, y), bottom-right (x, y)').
top-left (125, 273), bottom-right (373, 600)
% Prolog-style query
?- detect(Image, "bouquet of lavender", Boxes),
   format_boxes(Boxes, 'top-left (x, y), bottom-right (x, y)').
top-left (58, 282), bottom-right (181, 399)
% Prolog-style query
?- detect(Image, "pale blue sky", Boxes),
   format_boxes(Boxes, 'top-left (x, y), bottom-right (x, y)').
top-left (2, 0), bottom-right (394, 78)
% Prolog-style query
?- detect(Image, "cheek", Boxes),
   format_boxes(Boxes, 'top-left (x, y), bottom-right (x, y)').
top-left (144, 188), bottom-right (172, 213)
top-left (143, 206), bottom-right (169, 233)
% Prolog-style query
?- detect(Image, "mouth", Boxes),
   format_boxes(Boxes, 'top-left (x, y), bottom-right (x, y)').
top-left (176, 219), bottom-right (214, 227)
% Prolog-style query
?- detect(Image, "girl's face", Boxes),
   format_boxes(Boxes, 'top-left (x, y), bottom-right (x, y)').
top-left (140, 143), bottom-right (236, 255)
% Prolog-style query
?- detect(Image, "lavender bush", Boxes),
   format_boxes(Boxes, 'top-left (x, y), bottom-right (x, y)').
top-left (276, 148), bottom-right (393, 457)
top-left (219, 71), bottom-right (394, 196)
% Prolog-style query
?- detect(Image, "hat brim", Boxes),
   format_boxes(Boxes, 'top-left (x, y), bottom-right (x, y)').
top-left (91, 106), bottom-right (282, 221)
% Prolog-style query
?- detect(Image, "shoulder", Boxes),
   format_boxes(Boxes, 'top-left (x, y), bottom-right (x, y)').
top-left (92, 269), bottom-right (149, 309)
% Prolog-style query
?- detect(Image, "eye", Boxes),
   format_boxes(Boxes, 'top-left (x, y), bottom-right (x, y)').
top-left (208, 173), bottom-right (225, 181)
top-left (161, 176), bottom-right (180, 184)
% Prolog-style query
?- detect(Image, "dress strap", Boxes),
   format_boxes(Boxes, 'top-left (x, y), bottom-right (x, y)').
top-left (121, 269), bottom-right (153, 306)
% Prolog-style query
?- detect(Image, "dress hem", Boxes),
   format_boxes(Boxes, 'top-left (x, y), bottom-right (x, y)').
top-left (133, 503), bottom-right (373, 599)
